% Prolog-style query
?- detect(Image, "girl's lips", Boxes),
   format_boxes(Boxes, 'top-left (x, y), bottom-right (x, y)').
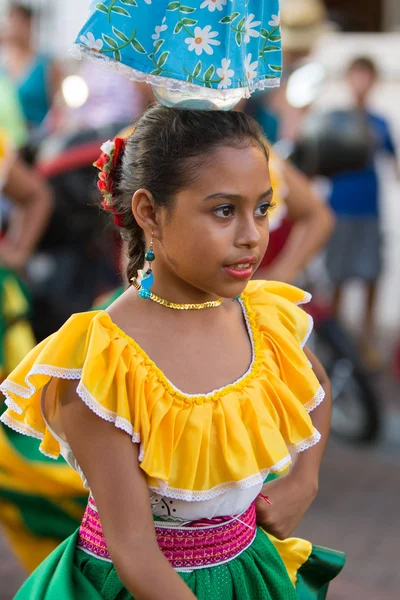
top-left (223, 265), bottom-right (254, 279)
top-left (223, 256), bottom-right (257, 279)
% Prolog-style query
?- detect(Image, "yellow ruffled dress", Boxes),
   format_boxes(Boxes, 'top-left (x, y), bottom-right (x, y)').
top-left (0, 281), bottom-right (345, 598)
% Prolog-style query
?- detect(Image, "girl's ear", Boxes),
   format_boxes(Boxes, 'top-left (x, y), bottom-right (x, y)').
top-left (131, 188), bottom-right (161, 239)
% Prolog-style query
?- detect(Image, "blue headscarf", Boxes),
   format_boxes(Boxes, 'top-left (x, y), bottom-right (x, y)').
top-left (75, 1), bottom-right (282, 107)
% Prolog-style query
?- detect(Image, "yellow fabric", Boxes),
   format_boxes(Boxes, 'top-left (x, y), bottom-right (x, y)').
top-left (0, 281), bottom-right (322, 496)
top-left (264, 530), bottom-right (313, 586)
top-left (2, 274), bottom-right (36, 374)
top-left (268, 150), bottom-right (288, 233)
top-left (0, 129), bottom-right (13, 190)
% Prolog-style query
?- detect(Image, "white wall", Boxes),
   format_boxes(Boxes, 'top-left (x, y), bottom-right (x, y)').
top-left (50, 0), bottom-right (92, 58)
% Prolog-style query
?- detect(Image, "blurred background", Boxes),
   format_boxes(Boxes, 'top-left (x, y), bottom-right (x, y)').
top-left (0, 1), bottom-right (399, 598)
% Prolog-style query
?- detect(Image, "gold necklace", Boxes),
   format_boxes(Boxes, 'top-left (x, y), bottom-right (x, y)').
top-left (131, 278), bottom-right (222, 310)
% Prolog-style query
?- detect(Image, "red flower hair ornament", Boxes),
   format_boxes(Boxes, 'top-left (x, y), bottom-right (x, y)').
top-left (94, 137), bottom-right (126, 227)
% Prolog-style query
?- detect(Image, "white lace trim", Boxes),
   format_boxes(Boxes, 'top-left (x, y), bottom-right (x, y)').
top-left (0, 364), bottom-right (140, 445)
top-left (165, 298), bottom-right (255, 399)
top-left (0, 412), bottom-right (57, 460)
top-left (301, 313), bottom-right (314, 349)
top-left (138, 444), bottom-right (145, 462)
top-left (0, 365), bottom-right (83, 415)
top-left (148, 454), bottom-right (292, 502)
top-left (291, 428), bottom-right (321, 453)
top-left (1, 379), bottom-right (32, 399)
top-left (71, 44), bottom-right (281, 101)
top-left (76, 381), bottom-right (140, 444)
top-left (294, 291), bottom-right (313, 348)
top-left (304, 385), bottom-right (325, 413)
top-left (296, 291), bottom-right (312, 306)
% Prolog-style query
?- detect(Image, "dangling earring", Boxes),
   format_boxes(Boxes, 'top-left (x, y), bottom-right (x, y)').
top-left (138, 233), bottom-right (155, 299)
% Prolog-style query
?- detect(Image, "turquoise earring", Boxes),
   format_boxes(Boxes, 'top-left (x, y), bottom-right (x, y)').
top-left (138, 234), bottom-right (155, 299)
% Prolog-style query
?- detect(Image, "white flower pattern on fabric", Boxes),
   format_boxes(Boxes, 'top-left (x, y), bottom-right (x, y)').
top-left (244, 13), bottom-right (261, 43)
top-left (268, 13), bottom-right (280, 27)
top-left (185, 26), bottom-right (221, 56)
top-left (217, 58), bottom-right (234, 89)
top-left (76, 0), bottom-right (282, 95)
top-left (152, 17), bottom-right (167, 42)
top-left (80, 31), bottom-right (103, 51)
top-left (244, 54), bottom-right (258, 83)
top-left (200, 0), bottom-right (227, 12)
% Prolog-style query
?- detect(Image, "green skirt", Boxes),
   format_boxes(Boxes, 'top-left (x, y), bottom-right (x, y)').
top-left (14, 527), bottom-right (345, 600)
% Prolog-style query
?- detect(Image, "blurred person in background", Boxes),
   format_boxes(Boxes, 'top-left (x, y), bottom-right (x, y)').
top-left (0, 129), bottom-right (52, 277)
top-left (241, 0), bottom-right (335, 285)
top-left (256, 151), bottom-right (334, 284)
top-left (0, 69), bottom-right (28, 149)
top-left (60, 60), bottom-right (154, 135)
top-left (0, 126), bottom-right (88, 573)
top-left (245, 0), bottom-right (331, 144)
top-left (1, 2), bottom-right (63, 133)
top-left (325, 57), bottom-right (399, 369)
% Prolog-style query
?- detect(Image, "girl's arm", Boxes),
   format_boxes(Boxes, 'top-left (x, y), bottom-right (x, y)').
top-left (257, 160), bottom-right (335, 283)
top-left (59, 381), bottom-right (196, 600)
top-left (290, 345), bottom-right (332, 486)
top-left (256, 346), bottom-right (332, 539)
top-left (0, 158), bottom-right (53, 270)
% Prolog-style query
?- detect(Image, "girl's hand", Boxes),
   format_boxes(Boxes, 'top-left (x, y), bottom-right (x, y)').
top-left (255, 472), bottom-right (318, 540)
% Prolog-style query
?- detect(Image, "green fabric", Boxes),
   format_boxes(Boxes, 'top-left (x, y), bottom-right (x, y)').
top-left (94, 287), bottom-right (125, 311)
top-left (296, 545), bottom-right (346, 599)
top-left (0, 488), bottom-right (86, 540)
top-left (0, 73), bottom-right (28, 148)
top-left (15, 527), bottom-right (345, 600)
top-left (16, 528), bottom-right (300, 600)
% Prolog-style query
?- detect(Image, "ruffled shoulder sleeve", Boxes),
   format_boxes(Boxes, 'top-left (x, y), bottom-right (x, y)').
top-left (244, 280), bottom-right (325, 448)
top-left (246, 280), bottom-right (313, 347)
top-left (0, 311), bottom-right (145, 459)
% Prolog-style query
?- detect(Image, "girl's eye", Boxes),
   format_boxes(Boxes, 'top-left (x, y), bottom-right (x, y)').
top-left (255, 202), bottom-right (275, 217)
top-left (214, 205), bottom-right (235, 218)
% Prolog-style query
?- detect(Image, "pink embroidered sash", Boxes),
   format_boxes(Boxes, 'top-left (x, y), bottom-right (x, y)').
top-left (77, 496), bottom-right (257, 571)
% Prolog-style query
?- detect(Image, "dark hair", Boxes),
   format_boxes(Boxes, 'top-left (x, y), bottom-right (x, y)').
top-left (108, 105), bottom-right (269, 282)
top-left (348, 56), bottom-right (378, 76)
top-left (9, 2), bottom-right (34, 20)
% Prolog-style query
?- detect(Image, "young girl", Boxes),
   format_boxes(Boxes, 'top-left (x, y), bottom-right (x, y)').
top-left (1, 106), bottom-right (344, 599)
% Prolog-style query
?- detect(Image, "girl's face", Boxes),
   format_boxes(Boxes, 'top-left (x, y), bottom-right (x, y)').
top-left (154, 144), bottom-right (272, 299)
